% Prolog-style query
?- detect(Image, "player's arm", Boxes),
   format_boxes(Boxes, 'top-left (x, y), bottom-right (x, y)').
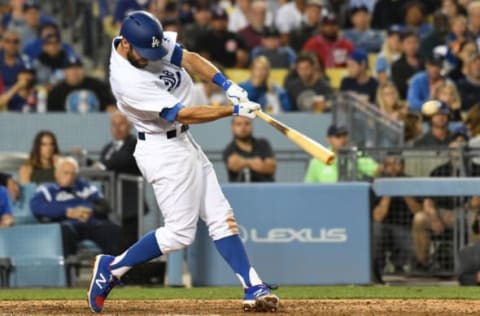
top-left (181, 49), bottom-right (248, 104)
top-left (176, 105), bottom-right (233, 124)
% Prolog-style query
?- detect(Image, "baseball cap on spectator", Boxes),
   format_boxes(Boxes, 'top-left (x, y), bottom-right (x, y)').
top-left (211, 7), bottom-right (228, 20)
top-left (452, 125), bottom-right (469, 141)
top-left (306, 0), bottom-right (326, 7)
top-left (387, 24), bottom-right (404, 36)
top-left (262, 26), bottom-right (280, 38)
top-left (63, 54), bottom-right (83, 69)
top-left (322, 12), bottom-right (337, 25)
top-left (327, 124), bottom-right (348, 137)
top-left (23, 0), bottom-right (40, 11)
top-left (350, 5), bottom-right (369, 15)
top-left (348, 49), bottom-right (368, 66)
top-left (42, 32), bottom-right (60, 44)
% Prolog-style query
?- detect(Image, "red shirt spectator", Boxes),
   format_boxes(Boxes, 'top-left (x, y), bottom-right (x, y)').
top-left (303, 13), bottom-right (354, 68)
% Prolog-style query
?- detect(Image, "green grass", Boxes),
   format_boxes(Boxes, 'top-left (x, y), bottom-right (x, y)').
top-left (1, 286), bottom-right (480, 300)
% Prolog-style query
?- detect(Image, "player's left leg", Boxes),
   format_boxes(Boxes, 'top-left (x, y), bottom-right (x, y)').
top-left (198, 153), bottom-right (279, 312)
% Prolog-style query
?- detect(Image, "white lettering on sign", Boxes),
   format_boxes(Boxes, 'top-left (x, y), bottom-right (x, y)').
top-left (238, 226), bottom-right (348, 243)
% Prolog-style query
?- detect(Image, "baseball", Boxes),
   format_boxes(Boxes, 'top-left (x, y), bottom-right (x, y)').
top-left (421, 100), bottom-right (440, 116)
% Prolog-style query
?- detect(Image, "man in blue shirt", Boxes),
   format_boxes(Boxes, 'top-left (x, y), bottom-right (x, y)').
top-left (0, 30), bottom-right (30, 90)
top-left (342, 5), bottom-right (384, 53)
top-left (30, 156), bottom-right (123, 257)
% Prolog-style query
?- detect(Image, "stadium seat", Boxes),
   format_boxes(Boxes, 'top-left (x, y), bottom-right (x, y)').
top-left (325, 68), bottom-right (347, 90)
top-left (12, 183), bottom-right (39, 225)
top-left (225, 69), bottom-right (288, 88)
top-left (0, 224), bottom-right (67, 287)
top-left (0, 152), bottom-right (28, 173)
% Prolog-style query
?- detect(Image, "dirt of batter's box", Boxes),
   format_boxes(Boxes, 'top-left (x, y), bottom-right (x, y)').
top-left (0, 299), bottom-right (478, 315)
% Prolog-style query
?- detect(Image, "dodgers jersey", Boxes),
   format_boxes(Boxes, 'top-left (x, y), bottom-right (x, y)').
top-left (109, 32), bottom-right (194, 133)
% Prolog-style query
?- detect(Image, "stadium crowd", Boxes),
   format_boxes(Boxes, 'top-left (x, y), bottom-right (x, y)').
top-left (3, 0), bottom-right (480, 285)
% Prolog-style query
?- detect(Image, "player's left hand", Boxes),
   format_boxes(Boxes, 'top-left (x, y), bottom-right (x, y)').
top-left (226, 82), bottom-right (249, 104)
top-left (233, 101), bottom-right (260, 119)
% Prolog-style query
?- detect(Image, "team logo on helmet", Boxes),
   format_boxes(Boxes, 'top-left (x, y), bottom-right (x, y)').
top-left (151, 36), bottom-right (161, 48)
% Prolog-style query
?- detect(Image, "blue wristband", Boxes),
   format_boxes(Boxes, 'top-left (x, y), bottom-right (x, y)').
top-left (212, 72), bottom-right (232, 91)
top-left (232, 104), bottom-right (240, 115)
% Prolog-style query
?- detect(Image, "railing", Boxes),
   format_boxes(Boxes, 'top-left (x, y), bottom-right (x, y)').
top-left (332, 92), bottom-right (404, 148)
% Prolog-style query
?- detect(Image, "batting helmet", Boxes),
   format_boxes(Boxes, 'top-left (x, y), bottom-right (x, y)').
top-left (120, 11), bottom-right (167, 61)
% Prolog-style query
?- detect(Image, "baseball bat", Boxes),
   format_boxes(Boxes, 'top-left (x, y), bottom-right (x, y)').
top-left (255, 110), bottom-right (335, 165)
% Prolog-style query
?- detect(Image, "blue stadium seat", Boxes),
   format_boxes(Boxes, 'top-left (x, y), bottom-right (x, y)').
top-left (0, 224), bottom-right (67, 287)
top-left (12, 183), bottom-right (39, 225)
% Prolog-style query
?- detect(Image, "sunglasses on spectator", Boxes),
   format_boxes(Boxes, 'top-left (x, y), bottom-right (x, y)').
top-left (3, 38), bottom-right (20, 44)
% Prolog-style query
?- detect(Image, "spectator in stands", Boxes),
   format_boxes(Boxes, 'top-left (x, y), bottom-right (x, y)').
top-left (412, 128), bottom-right (470, 271)
top-left (467, 1), bottom-right (480, 40)
top-left (3, 0), bottom-right (55, 38)
top-left (403, 112), bottom-right (424, 145)
top-left (372, 153), bottom-right (422, 276)
top-left (239, 56), bottom-right (291, 113)
top-left (445, 15), bottom-right (470, 63)
top-left (22, 22), bottom-right (75, 60)
top-left (251, 26), bottom-right (296, 69)
top-left (289, 0), bottom-right (323, 53)
top-left (0, 172), bottom-right (20, 201)
top-left (466, 103), bottom-right (480, 146)
top-left (238, 0), bottom-right (268, 51)
top-left (419, 11), bottom-right (450, 61)
top-left (30, 156), bottom-right (123, 258)
top-left (196, 7), bottom-right (248, 68)
top-left (0, 62), bottom-right (37, 111)
top-left (340, 49), bottom-right (378, 103)
top-left (432, 81), bottom-right (463, 122)
top-left (448, 40), bottom-right (478, 81)
top-left (407, 55), bottom-right (446, 112)
top-left (0, 186), bottom-right (14, 227)
top-left (222, 116), bottom-right (276, 182)
top-left (32, 32), bottom-right (67, 87)
top-left (401, 2), bottom-right (433, 39)
top-left (228, 0), bottom-right (250, 33)
top-left (284, 52), bottom-right (333, 111)
top-left (415, 100), bottom-right (452, 147)
top-left (342, 5), bottom-right (383, 53)
top-left (303, 12), bottom-right (355, 69)
top-left (19, 130), bottom-right (59, 184)
top-left (182, 4), bottom-right (211, 52)
top-left (371, 0), bottom-right (405, 30)
top-left (98, 112), bottom-right (142, 247)
top-left (391, 30), bottom-right (423, 100)
top-left (8, 0), bottom-right (41, 49)
top-left (442, 0), bottom-right (465, 20)
top-left (375, 25), bottom-right (403, 85)
top-left (0, 30), bottom-right (29, 90)
top-left (376, 82), bottom-right (407, 121)
top-left (275, 0), bottom-right (305, 44)
top-left (47, 55), bottom-right (116, 113)
top-left (304, 125), bottom-right (379, 183)
top-left (457, 53), bottom-right (480, 111)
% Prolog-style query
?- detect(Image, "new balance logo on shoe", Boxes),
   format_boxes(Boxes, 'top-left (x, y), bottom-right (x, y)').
top-left (95, 273), bottom-right (107, 289)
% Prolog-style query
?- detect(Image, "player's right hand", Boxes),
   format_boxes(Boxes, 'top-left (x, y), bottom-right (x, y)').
top-left (233, 101), bottom-right (260, 119)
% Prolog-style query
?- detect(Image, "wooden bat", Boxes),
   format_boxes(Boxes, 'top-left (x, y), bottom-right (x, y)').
top-left (255, 111), bottom-right (335, 165)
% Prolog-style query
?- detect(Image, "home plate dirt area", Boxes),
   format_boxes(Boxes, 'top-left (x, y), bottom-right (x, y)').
top-left (0, 299), bottom-right (479, 315)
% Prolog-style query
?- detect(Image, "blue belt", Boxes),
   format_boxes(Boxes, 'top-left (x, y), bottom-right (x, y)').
top-left (138, 125), bottom-right (189, 141)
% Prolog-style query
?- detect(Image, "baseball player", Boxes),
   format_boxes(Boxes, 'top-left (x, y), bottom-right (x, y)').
top-left (87, 11), bottom-right (279, 313)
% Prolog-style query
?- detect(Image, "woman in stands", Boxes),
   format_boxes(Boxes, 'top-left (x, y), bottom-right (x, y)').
top-left (376, 82), bottom-right (407, 121)
top-left (19, 130), bottom-right (60, 184)
top-left (432, 81), bottom-right (463, 122)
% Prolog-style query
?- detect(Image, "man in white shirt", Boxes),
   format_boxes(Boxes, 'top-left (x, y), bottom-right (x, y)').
top-left (87, 11), bottom-right (279, 314)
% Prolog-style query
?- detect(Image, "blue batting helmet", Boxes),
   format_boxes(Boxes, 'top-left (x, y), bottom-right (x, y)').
top-left (120, 11), bottom-right (167, 61)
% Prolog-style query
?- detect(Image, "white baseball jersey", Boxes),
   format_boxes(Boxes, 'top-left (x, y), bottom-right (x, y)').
top-left (109, 32), bottom-right (194, 133)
